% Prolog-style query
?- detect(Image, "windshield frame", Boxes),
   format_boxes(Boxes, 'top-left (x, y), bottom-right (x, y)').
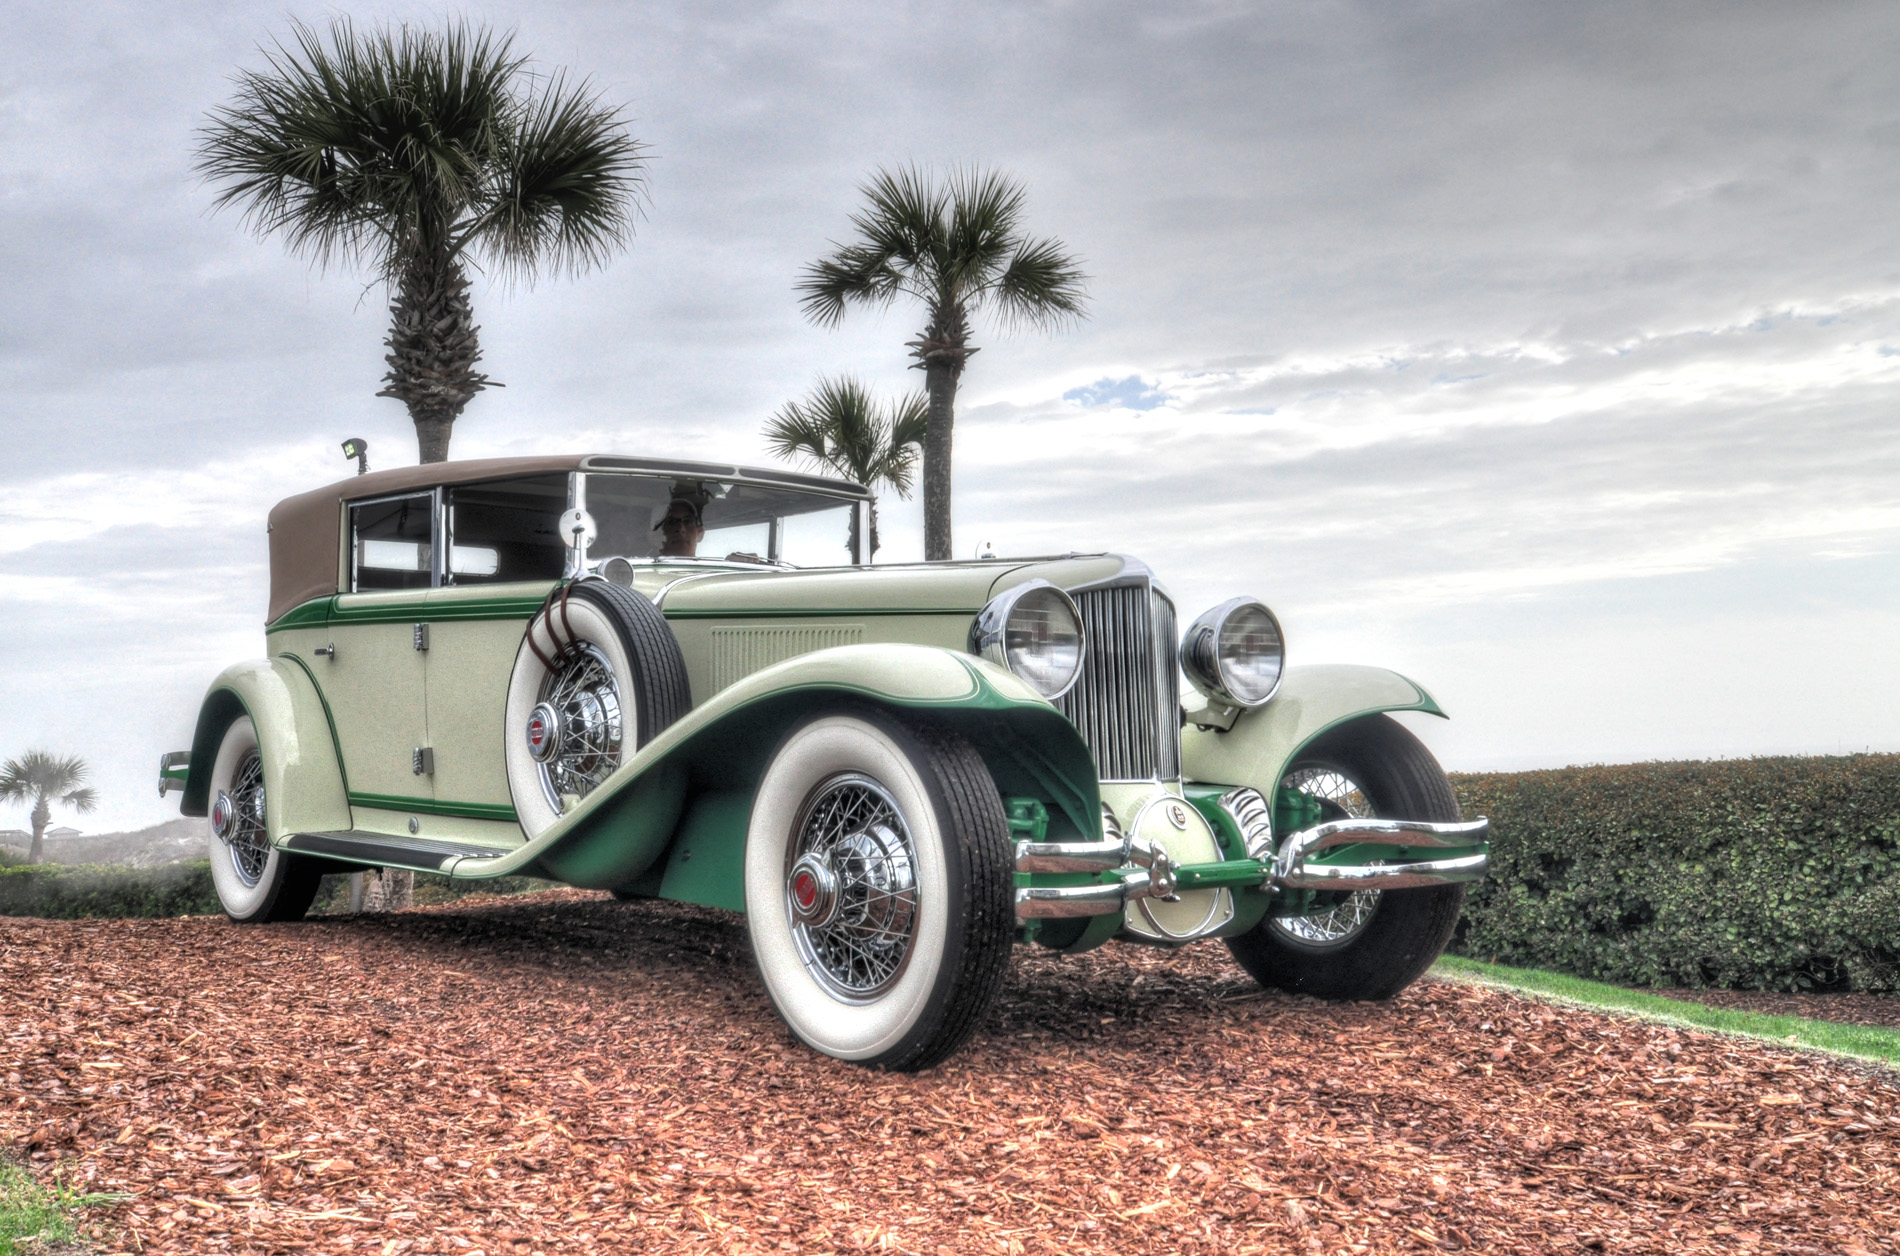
top-left (570, 471), bottom-right (869, 573)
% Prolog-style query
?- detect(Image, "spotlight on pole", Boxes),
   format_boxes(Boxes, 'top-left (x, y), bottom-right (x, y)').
top-left (341, 438), bottom-right (369, 476)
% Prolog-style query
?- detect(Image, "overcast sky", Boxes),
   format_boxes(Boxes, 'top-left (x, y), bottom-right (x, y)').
top-left (4, 0), bottom-right (1898, 834)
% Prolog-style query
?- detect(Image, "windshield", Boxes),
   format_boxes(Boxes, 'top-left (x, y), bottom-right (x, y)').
top-left (581, 473), bottom-right (861, 571)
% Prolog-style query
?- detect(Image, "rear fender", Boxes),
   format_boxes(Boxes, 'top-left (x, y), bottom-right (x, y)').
top-left (445, 644), bottom-right (1102, 899)
top-left (178, 659), bottom-right (352, 841)
top-left (1182, 664), bottom-right (1445, 798)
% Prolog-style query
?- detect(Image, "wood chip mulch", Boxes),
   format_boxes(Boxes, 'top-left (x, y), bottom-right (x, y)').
top-left (3, 889), bottom-right (1896, 1256)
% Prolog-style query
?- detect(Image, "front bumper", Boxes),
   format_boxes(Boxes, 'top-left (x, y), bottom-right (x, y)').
top-left (1013, 812), bottom-right (1489, 920)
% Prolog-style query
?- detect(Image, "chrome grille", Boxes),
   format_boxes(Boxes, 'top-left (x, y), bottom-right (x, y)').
top-left (1056, 584), bottom-right (1182, 781)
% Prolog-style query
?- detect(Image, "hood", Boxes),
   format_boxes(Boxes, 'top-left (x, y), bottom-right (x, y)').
top-left (656, 554), bottom-right (1138, 617)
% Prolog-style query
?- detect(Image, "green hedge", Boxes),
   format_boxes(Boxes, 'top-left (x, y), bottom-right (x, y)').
top-left (1450, 754), bottom-right (1900, 992)
top-left (0, 861), bottom-right (222, 919)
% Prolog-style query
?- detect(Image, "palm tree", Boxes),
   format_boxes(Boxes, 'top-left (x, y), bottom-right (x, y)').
top-left (197, 18), bottom-right (646, 463)
top-left (765, 376), bottom-right (927, 562)
top-left (798, 167), bottom-right (1087, 560)
top-left (0, 752), bottom-right (98, 866)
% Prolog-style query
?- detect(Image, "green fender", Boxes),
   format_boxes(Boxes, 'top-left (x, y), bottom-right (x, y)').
top-left (178, 658), bottom-right (352, 840)
top-left (443, 643), bottom-right (1103, 903)
top-left (1182, 663), bottom-right (1446, 798)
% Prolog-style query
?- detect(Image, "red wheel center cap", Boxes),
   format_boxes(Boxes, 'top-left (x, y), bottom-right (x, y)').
top-left (792, 870), bottom-right (818, 910)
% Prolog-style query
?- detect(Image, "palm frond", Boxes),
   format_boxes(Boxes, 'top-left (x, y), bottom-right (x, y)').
top-left (468, 67), bottom-right (646, 282)
top-left (0, 751), bottom-right (92, 805)
top-left (763, 376), bottom-right (923, 497)
top-left (798, 163), bottom-right (1087, 346)
top-left (61, 787), bottom-right (99, 815)
top-left (990, 234), bottom-right (1088, 329)
top-left (763, 398), bottom-right (835, 466)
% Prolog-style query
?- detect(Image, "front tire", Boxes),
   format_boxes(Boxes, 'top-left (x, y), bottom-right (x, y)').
top-left (1225, 714), bottom-right (1467, 1000)
top-left (206, 717), bottom-right (323, 923)
top-left (744, 710), bottom-right (1014, 1070)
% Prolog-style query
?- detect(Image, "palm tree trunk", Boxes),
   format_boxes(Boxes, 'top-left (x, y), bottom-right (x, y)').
top-left (921, 359), bottom-right (960, 561)
top-left (867, 496), bottom-right (881, 563)
top-left (378, 253), bottom-right (495, 465)
top-left (28, 797), bottom-right (48, 866)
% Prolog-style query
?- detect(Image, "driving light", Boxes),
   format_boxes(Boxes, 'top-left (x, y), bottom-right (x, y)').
top-left (970, 580), bottom-right (1085, 700)
top-left (1180, 597), bottom-right (1285, 708)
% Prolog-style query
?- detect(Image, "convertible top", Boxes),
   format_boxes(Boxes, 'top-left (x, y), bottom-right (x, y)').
top-left (264, 454), bottom-right (869, 625)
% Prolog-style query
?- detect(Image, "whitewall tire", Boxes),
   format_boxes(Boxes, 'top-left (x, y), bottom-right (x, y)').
top-left (207, 716), bottom-right (322, 923)
top-left (745, 710), bottom-right (1013, 1071)
top-left (503, 581), bottom-right (690, 839)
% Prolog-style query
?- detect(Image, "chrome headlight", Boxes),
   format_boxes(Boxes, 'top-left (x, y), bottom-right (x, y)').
top-left (969, 580), bottom-right (1085, 700)
top-left (1180, 597), bottom-right (1285, 708)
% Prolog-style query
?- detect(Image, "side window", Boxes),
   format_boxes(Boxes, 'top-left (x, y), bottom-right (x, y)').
top-left (445, 475), bottom-right (569, 585)
top-left (351, 494), bottom-right (435, 592)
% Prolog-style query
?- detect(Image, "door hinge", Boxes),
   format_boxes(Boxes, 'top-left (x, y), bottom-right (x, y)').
top-left (413, 623), bottom-right (430, 651)
top-left (412, 747), bottom-right (434, 776)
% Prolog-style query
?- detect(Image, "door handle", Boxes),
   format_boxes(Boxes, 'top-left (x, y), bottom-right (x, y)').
top-left (313, 643), bottom-right (336, 659)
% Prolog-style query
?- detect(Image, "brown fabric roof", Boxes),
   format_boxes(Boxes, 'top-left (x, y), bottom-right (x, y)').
top-left (264, 454), bottom-right (870, 624)
top-left (266, 456), bottom-right (585, 625)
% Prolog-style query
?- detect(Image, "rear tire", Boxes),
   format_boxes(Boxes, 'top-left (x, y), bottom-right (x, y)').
top-left (206, 717), bottom-right (324, 923)
top-left (1225, 714), bottom-right (1467, 1000)
top-left (744, 709), bottom-right (1014, 1070)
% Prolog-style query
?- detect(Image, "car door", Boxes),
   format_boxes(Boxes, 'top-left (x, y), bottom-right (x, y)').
top-left (323, 491), bottom-right (436, 829)
top-left (423, 474), bottom-right (571, 821)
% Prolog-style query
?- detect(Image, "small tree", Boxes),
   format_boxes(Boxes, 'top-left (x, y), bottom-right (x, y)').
top-left (0, 752), bottom-right (98, 866)
top-left (197, 18), bottom-right (646, 463)
top-left (798, 167), bottom-right (1086, 560)
top-left (765, 376), bottom-right (926, 562)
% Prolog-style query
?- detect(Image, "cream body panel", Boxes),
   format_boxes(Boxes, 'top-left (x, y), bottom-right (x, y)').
top-left (325, 592), bottom-right (431, 804)
top-left (659, 562), bottom-right (1017, 616)
top-left (668, 613), bottom-right (975, 703)
top-left (1181, 664), bottom-right (1444, 796)
top-left (204, 659), bottom-right (351, 840)
top-left (422, 587), bottom-right (537, 810)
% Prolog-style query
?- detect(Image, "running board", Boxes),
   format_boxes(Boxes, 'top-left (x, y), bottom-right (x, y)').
top-left (283, 831), bottom-right (512, 873)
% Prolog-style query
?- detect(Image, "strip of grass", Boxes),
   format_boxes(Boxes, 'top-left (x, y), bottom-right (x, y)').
top-left (1431, 954), bottom-right (1900, 1068)
top-left (0, 1156), bottom-right (124, 1254)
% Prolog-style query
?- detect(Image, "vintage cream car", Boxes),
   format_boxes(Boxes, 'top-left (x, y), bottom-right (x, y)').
top-left (160, 455), bottom-right (1488, 1069)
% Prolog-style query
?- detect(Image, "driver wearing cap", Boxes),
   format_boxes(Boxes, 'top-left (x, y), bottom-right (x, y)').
top-left (656, 497), bottom-right (706, 558)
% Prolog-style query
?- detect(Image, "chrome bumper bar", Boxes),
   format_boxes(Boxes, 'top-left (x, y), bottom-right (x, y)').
top-left (1272, 817), bottom-right (1490, 890)
top-left (1013, 811), bottom-right (1489, 919)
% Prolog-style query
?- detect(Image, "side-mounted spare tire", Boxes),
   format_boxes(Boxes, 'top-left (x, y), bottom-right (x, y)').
top-left (504, 579), bottom-right (692, 837)
top-left (1225, 714), bottom-right (1468, 1001)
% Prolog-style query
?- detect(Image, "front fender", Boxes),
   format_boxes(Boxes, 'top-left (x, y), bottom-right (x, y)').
top-left (1182, 664), bottom-right (1445, 798)
top-left (445, 643), bottom-right (1102, 893)
top-left (178, 658), bottom-right (351, 840)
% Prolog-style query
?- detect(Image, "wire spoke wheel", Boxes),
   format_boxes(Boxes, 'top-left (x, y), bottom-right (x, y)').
top-left (787, 773), bottom-right (919, 1002)
top-left (536, 644), bottom-right (624, 813)
top-left (1271, 764), bottom-right (1382, 946)
top-left (221, 749), bottom-right (271, 888)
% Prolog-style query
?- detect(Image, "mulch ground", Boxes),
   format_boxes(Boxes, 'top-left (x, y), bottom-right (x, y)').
top-left (1648, 988), bottom-right (1900, 1032)
top-left (2, 890), bottom-right (1895, 1256)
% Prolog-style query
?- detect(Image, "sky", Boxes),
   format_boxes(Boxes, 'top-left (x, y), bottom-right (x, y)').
top-left (3, 0), bottom-right (1898, 834)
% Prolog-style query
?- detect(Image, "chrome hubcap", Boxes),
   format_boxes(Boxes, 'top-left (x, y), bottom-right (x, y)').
top-left (1272, 766), bottom-right (1382, 945)
top-left (787, 774), bottom-right (918, 1002)
top-left (534, 644), bottom-right (624, 813)
top-left (215, 751), bottom-right (270, 888)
